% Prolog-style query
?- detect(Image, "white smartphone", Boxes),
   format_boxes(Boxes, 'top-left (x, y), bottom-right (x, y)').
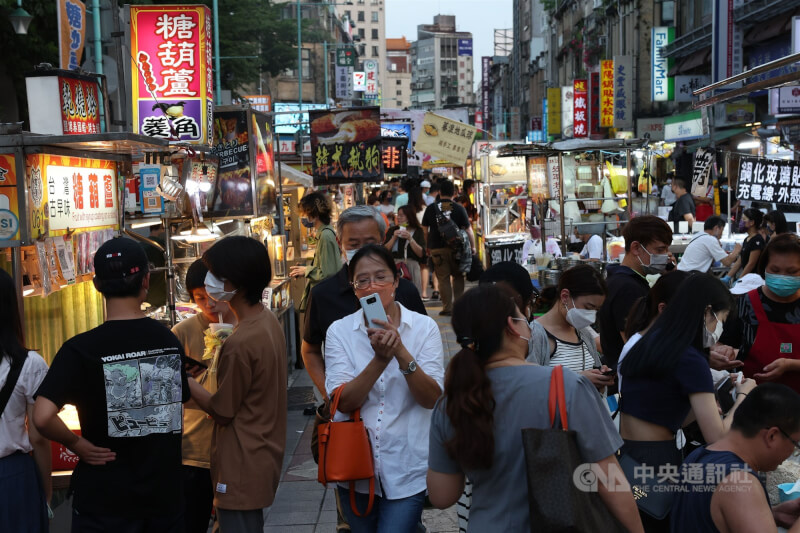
top-left (359, 293), bottom-right (388, 329)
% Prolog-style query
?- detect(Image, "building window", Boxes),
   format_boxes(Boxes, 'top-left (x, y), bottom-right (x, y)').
top-left (396, 100), bottom-right (402, 106)
top-left (396, 79), bottom-right (402, 85)
top-left (396, 90), bottom-right (402, 96)
top-left (358, 28), bottom-right (365, 39)
top-left (358, 11), bottom-right (364, 21)
top-left (359, 44), bottom-right (366, 56)
top-left (283, 48), bottom-right (310, 79)
top-left (344, 10), bottom-right (351, 19)
top-left (371, 11), bottom-right (379, 22)
top-left (371, 28), bottom-right (379, 40)
top-left (372, 46), bottom-right (379, 57)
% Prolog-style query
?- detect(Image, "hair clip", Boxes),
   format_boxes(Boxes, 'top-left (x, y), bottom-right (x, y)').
top-left (458, 336), bottom-right (477, 351)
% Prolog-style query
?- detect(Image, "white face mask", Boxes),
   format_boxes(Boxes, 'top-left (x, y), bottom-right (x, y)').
top-left (511, 317), bottom-right (533, 354)
top-left (638, 244), bottom-right (671, 275)
top-left (344, 249), bottom-right (358, 265)
top-left (703, 310), bottom-right (724, 348)
top-left (565, 297), bottom-right (597, 330)
top-left (204, 272), bottom-right (237, 302)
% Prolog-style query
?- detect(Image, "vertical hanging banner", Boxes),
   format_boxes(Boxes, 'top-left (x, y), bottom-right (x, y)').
top-left (57, 0), bottom-right (86, 70)
top-left (310, 107), bottom-right (383, 185)
top-left (482, 57), bottom-right (493, 134)
top-left (573, 79), bottom-right (588, 138)
top-left (589, 72), bottom-right (601, 136)
top-left (600, 60), bottom-right (614, 128)
top-left (652, 27), bottom-right (675, 101)
top-left (692, 147), bottom-right (715, 197)
top-left (712, 0), bottom-right (744, 84)
top-left (614, 55), bottom-right (633, 129)
top-left (130, 5), bottom-right (213, 145)
top-left (335, 65), bottom-right (354, 100)
top-left (547, 87), bottom-right (561, 135)
top-left (364, 59), bottom-right (379, 100)
top-left (561, 86), bottom-right (574, 137)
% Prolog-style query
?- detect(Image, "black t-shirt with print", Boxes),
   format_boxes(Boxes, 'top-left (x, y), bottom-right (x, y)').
top-left (36, 318), bottom-right (190, 517)
top-left (668, 193), bottom-right (696, 223)
top-left (421, 199), bottom-right (470, 249)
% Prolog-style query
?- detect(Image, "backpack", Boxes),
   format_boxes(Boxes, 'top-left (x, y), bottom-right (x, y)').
top-left (434, 202), bottom-right (465, 251)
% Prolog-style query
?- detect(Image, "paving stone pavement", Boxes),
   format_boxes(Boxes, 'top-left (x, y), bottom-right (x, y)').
top-left (267, 294), bottom-right (467, 532)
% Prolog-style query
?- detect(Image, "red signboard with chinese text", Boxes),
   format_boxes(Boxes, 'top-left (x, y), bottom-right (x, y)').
top-left (573, 79), bottom-right (588, 138)
top-left (59, 76), bottom-right (101, 135)
top-left (600, 60), bottom-right (614, 128)
top-left (590, 72), bottom-right (601, 136)
top-left (130, 5), bottom-right (213, 145)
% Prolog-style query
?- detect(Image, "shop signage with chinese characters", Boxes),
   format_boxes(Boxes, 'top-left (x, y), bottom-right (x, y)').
top-left (336, 65), bottom-right (354, 100)
top-left (573, 79), bottom-right (588, 138)
top-left (336, 46), bottom-right (356, 67)
top-left (561, 86), bottom-right (574, 137)
top-left (472, 141), bottom-right (527, 184)
top-left (130, 5), bottom-right (213, 145)
top-left (692, 148), bottom-right (715, 196)
top-left (25, 154), bottom-right (118, 238)
top-left (353, 71), bottom-right (366, 92)
top-left (59, 76), bottom-right (101, 134)
top-left (652, 27), bottom-right (675, 101)
top-left (364, 60), bottom-right (379, 99)
top-left (482, 57), bottom-right (492, 134)
top-left (613, 55), bottom-right (633, 129)
top-left (776, 85), bottom-right (800, 114)
top-left (528, 157), bottom-right (548, 202)
top-left (600, 60), bottom-right (614, 128)
top-left (458, 39), bottom-right (473, 56)
top-left (736, 157), bottom-right (800, 206)
top-left (675, 76), bottom-right (711, 103)
top-left (414, 112), bottom-right (477, 167)
top-left (57, 0), bottom-right (86, 70)
top-left (590, 72), bottom-right (601, 136)
top-left (240, 95), bottom-right (271, 112)
top-left (0, 155), bottom-right (20, 242)
top-left (636, 118), bottom-right (665, 141)
top-left (310, 107), bottom-right (383, 185)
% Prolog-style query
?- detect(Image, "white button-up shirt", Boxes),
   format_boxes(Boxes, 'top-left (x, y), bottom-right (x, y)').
top-left (325, 303), bottom-right (445, 499)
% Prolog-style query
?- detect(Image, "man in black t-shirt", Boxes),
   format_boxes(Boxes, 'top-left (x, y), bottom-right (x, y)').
top-left (668, 176), bottom-right (696, 231)
top-left (421, 180), bottom-right (476, 316)
top-left (34, 237), bottom-right (190, 532)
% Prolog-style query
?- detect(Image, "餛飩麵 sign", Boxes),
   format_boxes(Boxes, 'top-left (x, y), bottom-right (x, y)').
top-left (737, 157), bottom-right (800, 206)
top-left (310, 107), bottom-right (383, 185)
top-left (414, 112), bottom-right (477, 168)
top-left (130, 5), bottom-right (213, 145)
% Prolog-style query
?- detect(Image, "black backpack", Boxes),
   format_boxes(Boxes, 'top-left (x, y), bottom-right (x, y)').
top-left (434, 202), bottom-right (464, 250)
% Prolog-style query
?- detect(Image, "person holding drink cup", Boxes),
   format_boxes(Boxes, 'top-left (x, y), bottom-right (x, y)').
top-left (384, 204), bottom-right (427, 295)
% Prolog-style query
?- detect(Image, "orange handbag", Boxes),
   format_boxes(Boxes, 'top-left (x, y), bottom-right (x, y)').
top-left (317, 384), bottom-right (375, 516)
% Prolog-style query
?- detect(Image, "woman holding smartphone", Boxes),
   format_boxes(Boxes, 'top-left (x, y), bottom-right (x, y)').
top-left (384, 205), bottom-right (426, 294)
top-left (324, 244), bottom-right (444, 533)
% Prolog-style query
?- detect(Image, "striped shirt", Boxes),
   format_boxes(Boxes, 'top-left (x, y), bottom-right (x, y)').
top-left (546, 330), bottom-right (592, 373)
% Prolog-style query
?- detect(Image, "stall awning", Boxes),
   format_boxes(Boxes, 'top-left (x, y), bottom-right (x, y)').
top-left (280, 162), bottom-right (313, 187)
top-left (684, 128), bottom-right (749, 150)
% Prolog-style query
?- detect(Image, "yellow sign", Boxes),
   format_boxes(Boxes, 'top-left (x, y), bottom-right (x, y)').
top-left (414, 112), bottom-right (477, 168)
top-left (547, 88), bottom-right (561, 135)
top-left (422, 159), bottom-right (460, 170)
top-left (600, 60), bottom-right (614, 128)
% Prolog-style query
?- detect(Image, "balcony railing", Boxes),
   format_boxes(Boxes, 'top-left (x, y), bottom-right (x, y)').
top-left (662, 23), bottom-right (712, 59)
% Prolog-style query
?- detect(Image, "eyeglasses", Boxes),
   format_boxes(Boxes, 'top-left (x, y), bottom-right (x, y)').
top-left (778, 427), bottom-right (800, 451)
top-left (351, 273), bottom-right (394, 290)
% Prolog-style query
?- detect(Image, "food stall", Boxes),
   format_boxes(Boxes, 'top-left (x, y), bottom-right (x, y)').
top-left (493, 138), bottom-right (650, 286)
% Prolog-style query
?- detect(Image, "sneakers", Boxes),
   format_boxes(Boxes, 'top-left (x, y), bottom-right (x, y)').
top-left (431, 291), bottom-right (440, 300)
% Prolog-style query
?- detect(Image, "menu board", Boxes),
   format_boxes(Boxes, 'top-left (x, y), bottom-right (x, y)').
top-left (310, 106), bottom-right (383, 185)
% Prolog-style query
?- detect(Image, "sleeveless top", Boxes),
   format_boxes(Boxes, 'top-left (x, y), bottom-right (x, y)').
top-left (545, 330), bottom-right (591, 372)
top-left (670, 447), bottom-right (764, 533)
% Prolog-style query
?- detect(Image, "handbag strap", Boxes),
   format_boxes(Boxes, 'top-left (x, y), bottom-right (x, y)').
top-left (0, 354), bottom-right (25, 419)
top-left (349, 479), bottom-right (375, 517)
top-left (547, 365), bottom-right (569, 431)
top-left (329, 384), bottom-right (361, 422)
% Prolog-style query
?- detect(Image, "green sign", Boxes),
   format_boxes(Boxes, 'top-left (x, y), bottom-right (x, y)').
top-left (336, 47), bottom-right (356, 67)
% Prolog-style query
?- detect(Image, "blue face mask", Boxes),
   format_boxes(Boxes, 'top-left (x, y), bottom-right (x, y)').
top-left (300, 217), bottom-right (315, 229)
top-left (765, 273), bottom-right (800, 297)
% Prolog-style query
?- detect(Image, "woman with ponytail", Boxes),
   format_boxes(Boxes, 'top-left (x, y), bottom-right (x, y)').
top-left (427, 285), bottom-right (644, 533)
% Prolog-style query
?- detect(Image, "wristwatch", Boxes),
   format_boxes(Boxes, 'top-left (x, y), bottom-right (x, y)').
top-left (401, 360), bottom-right (417, 375)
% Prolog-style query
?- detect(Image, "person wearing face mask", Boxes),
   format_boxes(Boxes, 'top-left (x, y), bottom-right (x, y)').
top-left (677, 216), bottom-right (741, 273)
top-left (727, 208), bottom-right (765, 281)
top-left (426, 284), bottom-right (645, 533)
top-left (723, 234), bottom-right (800, 393)
top-left (187, 236), bottom-right (287, 532)
top-left (528, 265), bottom-right (614, 392)
top-left (289, 192), bottom-right (341, 313)
top-left (325, 244), bottom-right (444, 532)
top-left (172, 260), bottom-right (238, 533)
top-left (619, 273), bottom-right (756, 533)
top-left (763, 210), bottom-right (789, 241)
top-left (599, 215), bottom-right (674, 371)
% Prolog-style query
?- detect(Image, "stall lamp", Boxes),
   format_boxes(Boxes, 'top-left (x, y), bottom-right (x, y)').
top-left (737, 141), bottom-right (761, 150)
top-left (214, 219), bottom-right (234, 225)
top-left (9, 4), bottom-right (33, 35)
top-left (22, 274), bottom-right (34, 296)
top-left (171, 225), bottom-right (217, 243)
top-left (131, 219), bottom-right (163, 229)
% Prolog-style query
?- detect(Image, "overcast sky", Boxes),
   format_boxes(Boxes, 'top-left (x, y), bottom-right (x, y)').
top-left (385, 0), bottom-right (513, 89)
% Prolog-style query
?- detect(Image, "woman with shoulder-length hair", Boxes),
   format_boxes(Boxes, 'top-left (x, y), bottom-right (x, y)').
top-left (427, 284), bottom-right (644, 533)
top-left (0, 269), bottom-right (51, 532)
top-left (384, 204), bottom-right (427, 294)
top-left (619, 273), bottom-right (756, 532)
top-left (727, 207), bottom-right (765, 280)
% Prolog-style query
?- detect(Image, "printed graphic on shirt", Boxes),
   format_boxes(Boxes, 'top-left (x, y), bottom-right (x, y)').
top-left (103, 348), bottom-right (183, 437)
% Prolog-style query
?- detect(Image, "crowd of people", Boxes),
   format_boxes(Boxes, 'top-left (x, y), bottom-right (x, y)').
top-left (5, 177), bottom-right (800, 533)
